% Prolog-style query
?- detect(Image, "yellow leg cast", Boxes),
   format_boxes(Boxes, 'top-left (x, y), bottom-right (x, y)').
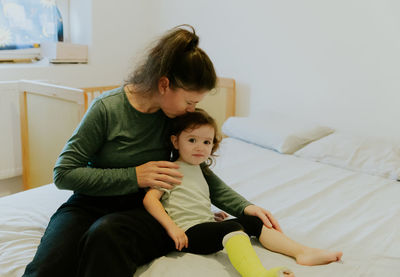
top-left (222, 231), bottom-right (292, 277)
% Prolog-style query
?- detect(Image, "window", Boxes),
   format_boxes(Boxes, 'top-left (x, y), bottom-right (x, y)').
top-left (0, 0), bottom-right (67, 62)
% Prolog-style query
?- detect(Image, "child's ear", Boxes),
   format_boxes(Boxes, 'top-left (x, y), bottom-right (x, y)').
top-left (171, 135), bottom-right (179, 150)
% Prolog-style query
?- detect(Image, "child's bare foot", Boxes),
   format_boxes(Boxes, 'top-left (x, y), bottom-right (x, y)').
top-left (295, 247), bottom-right (342, 266)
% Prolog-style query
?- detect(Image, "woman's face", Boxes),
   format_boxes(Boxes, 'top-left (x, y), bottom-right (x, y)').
top-left (159, 81), bottom-right (208, 118)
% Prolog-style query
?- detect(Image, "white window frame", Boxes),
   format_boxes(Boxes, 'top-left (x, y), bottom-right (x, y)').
top-left (0, 0), bottom-right (70, 62)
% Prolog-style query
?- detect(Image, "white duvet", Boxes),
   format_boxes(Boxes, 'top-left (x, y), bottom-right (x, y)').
top-left (1, 138), bottom-right (399, 277)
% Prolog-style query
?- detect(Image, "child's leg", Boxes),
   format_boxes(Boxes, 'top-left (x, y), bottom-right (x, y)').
top-left (184, 221), bottom-right (293, 277)
top-left (258, 226), bottom-right (343, 266)
top-left (223, 231), bottom-right (293, 277)
top-left (184, 220), bottom-right (244, 254)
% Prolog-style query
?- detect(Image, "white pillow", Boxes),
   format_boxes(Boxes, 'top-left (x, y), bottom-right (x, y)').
top-left (221, 112), bottom-right (334, 154)
top-left (294, 132), bottom-right (400, 180)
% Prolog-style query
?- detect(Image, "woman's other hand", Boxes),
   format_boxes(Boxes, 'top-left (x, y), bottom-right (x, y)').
top-left (136, 161), bottom-right (183, 190)
top-left (214, 211), bottom-right (229, 222)
top-left (244, 205), bottom-right (283, 233)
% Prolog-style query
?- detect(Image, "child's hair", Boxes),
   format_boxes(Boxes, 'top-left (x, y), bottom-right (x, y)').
top-left (125, 24), bottom-right (217, 94)
top-left (169, 108), bottom-right (221, 166)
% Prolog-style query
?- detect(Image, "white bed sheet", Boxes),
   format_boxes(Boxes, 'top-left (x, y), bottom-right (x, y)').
top-left (1, 138), bottom-right (399, 277)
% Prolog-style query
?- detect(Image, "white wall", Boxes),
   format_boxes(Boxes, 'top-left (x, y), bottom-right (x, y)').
top-left (151, 0), bottom-right (400, 138)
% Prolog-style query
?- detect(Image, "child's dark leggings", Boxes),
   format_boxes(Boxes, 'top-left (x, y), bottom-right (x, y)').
top-left (183, 215), bottom-right (264, 255)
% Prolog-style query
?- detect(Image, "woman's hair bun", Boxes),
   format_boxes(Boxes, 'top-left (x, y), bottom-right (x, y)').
top-left (186, 35), bottom-right (199, 51)
top-left (127, 24), bottom-right (216, 93)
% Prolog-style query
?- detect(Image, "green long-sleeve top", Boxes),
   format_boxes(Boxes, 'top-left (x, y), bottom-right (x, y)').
top-left (53, 87), bottom-right (252, 216)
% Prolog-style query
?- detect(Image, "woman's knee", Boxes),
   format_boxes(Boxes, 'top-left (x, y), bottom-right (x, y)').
top-left (82, 212), bottom-right (172, 265)
top-left (82, 212), bottom-right (164, 249)
top-left (83, 215), bottom-right (123, 246)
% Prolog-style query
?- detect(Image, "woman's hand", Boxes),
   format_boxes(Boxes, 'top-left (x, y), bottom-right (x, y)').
top-left (244, 205), bottom-right (283, 233)
top-left (214, 211), bottom-right (229, 222)
top-left (136, 161), bottom-right (183, 190)
top-left (167, 224), bottom-right (188, 251)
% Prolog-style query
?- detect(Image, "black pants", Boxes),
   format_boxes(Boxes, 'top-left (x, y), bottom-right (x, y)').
top-left (184, 215), bottom-right (264, 255)
top-left (23, 190), bottom-right (175, 277)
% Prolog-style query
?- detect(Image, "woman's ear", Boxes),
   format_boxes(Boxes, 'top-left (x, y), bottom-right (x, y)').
top-left (158, 76), bottom-right (170, 95)
top-left (171, 135), bottom-right (179, 150)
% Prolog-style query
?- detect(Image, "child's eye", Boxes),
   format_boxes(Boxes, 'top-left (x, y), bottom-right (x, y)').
top-left (188, 138), bottom-right (196, 143)
top-left (204, 140), bottom-right (211, 145)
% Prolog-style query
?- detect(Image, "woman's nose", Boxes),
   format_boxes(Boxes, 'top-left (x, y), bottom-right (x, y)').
top-left (186, 105), bottom-right (196, 112)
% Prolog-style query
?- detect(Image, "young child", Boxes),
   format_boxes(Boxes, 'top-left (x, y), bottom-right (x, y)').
top-left (143, 109), bottom-right (342, 277)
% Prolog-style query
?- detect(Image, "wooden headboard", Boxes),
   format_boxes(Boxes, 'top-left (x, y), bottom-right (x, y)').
top-left (81, 85), bottom-right (119, 110)
top-left (19, 78), bottom-right (236, 190)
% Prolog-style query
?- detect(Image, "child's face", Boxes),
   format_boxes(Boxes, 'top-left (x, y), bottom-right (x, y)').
top-left (171, 125), bottom-right (215, 165)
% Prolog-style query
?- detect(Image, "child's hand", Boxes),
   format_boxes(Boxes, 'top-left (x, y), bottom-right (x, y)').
top-left (214, 211), bottom-right (229, 222)
top-left (167, 225), bottom-right (188, 251)
top-left (244, 204), bottom-right (283, 233)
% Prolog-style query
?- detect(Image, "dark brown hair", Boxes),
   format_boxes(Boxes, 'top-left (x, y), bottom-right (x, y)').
top-left (169, 108), bottom-right (221, 166)
top-left (126, 25), bottom-right (217, 94)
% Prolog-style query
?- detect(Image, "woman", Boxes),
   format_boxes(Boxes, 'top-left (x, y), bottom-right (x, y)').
top-left (23, 25), bottom-right (281, 277)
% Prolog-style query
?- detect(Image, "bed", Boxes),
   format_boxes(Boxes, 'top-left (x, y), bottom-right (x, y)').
top-left (1, 83), bottom-right (400, 277)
